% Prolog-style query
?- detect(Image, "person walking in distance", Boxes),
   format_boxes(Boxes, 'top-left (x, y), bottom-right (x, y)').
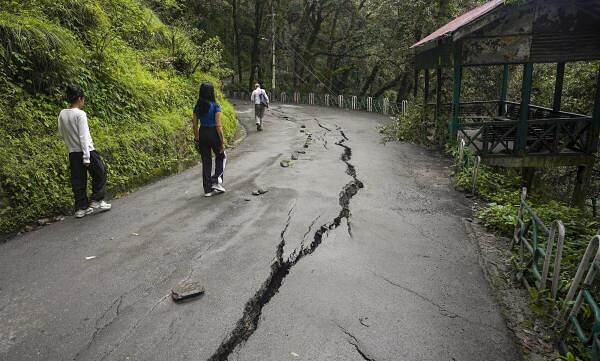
top-left (192, 83), bottom-right (227, 197)
top-left (58, 85), bottom-right (111, 218)
top-left (250, 83), bottom-right (269, 131)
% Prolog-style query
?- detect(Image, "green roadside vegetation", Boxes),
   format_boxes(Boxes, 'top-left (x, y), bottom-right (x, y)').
top-left (0, 0), bottom-right (237, 234)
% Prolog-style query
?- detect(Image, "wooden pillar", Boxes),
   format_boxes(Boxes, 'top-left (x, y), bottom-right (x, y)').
top-left (450, 54), bottom-right (462, 140)
top-left (522, 168), bottom-right (536, 191)
top-left (516, 63), bottom-right (533, 154)
top-left (573, 165), bottom-right (592, 210)
top-left (422, 69), bottom-right (430, 125)
top-left (553, 62), bottom-right (565, 113)
top-left (413, 69), bottom-right (419, 98)
top-left (572, 70), bottom-right (600, 209)
top-left (586, 70), bottom-right (600, 154)
top-left (435, 67), bottom-right (443, 145)
top-left (499, 64), bottom-right (510, 116)
top-left (424, 69), bottom-right (430, 102)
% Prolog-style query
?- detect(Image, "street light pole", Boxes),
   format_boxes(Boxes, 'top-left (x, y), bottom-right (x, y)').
top-left (271, 5), bottom-right (276, 92)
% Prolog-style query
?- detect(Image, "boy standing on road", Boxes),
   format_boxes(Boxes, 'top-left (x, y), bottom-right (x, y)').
top-left (58, 86), bottom-right (111, 218)
top-left (250, 83), bottom-right (269, 131)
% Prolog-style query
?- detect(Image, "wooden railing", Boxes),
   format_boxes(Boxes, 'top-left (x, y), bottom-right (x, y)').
top-left (459, 117), bottom-right (592, 156)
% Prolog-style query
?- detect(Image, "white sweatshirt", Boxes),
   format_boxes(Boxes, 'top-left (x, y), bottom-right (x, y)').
top-left (250, 88), bottom-right (269, 105)
top-left (58, 108), bottom-right (95, 164)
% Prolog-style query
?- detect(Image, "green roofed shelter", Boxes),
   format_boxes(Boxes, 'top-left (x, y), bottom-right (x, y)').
top-left (411, 0), bottom-right (600, 207)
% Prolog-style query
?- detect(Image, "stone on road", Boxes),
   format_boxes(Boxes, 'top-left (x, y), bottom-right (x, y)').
top-left (0, 102), bottom-right (518, 361)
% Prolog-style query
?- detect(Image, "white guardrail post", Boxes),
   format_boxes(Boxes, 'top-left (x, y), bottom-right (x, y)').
top-left (351, 96), bottom-right (357, 110)
top-left (383, 98), bottom-right (389, 115)
top-left (367, 97), bottom-right (372, 112)
top-left (281, 92), bottom-right (286, 103)
top-left (309, 93), bottom-right (314, 105)
top-left (402, 100), bottom-right (408, 115)
top-left (325, 94), bottom-right (330, 107)
top-left (338, 95), bottom-right (344, 108)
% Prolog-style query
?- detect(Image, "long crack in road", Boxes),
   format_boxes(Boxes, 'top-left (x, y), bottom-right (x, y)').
top-left (207, 127), bottom-right (363, 361)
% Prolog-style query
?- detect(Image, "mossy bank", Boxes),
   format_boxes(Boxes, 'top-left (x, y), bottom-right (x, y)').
top-left (0, 0), bottom-right (237, 234)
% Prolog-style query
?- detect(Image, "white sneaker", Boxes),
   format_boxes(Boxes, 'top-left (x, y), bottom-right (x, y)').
top-left (90, 200), bottom-right (111, 211)
top-left (204, 191), bottom-right (218, 197)
top-left (212, 183), bottom-right (226, 193)
top-left (75, 207), bottom-right (94, 218)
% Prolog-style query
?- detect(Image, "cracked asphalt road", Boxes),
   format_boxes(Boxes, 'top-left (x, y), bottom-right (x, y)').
top-left (0, 102), bottom-right (519, 361)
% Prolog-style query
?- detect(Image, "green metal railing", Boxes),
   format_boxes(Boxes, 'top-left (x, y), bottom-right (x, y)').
top-left (513, 188), bottom-right (565, 298)
top-left (562, 235), bottom-right (600, 360)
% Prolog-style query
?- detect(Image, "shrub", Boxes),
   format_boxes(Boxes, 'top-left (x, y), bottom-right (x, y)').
top-left (379, 103), bottom-right (427, 144)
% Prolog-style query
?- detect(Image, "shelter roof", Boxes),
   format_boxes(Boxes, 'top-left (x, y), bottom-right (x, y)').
top-left (411, 0), bottom-right (504, 49)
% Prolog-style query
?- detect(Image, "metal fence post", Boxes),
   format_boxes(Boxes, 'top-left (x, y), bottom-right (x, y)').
top-left (367, 97), bottom-right (372, 112)
top-left (338, 95), bottom-right (344, 108)
top-left (281, 92), bottom-right (287, 103)
top-left (352, 96), bottom-right (357, 110)
top-left (561, 235), bottom-right (600, 359)
top-left (325, 94), bottom-right (330, 107)
top-left (383, 98), bottom-right (389, 115)
top-left (309, 93), bottom-right (314, 105)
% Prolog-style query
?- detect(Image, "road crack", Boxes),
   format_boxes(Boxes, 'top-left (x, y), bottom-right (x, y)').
top-left (207, 128), bottom-right (364, 361)
top-left (98, 293), bottom-right (169, 361)
top-left (368, 269), bottom-right (458, 319)
top-left (74, 295), bottom-right (124, 360)
top-left (314, 118), bottom-right (332, 132)
top-left (338, 326), bottom-right (377, 361)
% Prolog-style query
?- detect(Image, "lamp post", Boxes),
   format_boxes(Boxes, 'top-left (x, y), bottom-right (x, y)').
top-left (260, 8), bottom-right (276, 92)
top-left (270, 8), bottom-right (276, 92)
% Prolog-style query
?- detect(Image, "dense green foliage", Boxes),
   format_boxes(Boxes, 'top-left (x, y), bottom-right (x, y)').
top-left (166, 0), bottom-right (483, 98)
top-left (0, 0), bottom-right (237, 234)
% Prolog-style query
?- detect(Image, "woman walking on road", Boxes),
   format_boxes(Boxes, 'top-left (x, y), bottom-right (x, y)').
top-left (192, 83), bottom-right (227, 197)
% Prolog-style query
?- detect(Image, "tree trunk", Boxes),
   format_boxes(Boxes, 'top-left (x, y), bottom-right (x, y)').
top-left (232, 0), bottom-right (242, 86)
top-left (396, 73), bottom-right (411, 104)
top-left (360, 63), bottom-right (380, 96)
top-left (437, 0), bottom-right (450, 25)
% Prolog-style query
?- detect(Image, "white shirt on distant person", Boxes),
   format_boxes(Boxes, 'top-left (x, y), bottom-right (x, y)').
top-left (251, 88), bottom-right (269, 105)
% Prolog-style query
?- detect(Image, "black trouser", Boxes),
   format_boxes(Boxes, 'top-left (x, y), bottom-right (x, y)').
top-left (197, 127), bottom-right (226, 193)
top-left (69, 150), bottom-right (106, 210)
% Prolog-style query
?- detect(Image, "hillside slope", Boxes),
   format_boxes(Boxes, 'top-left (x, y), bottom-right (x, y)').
top-left (0, 0), bottom-right (237, 234)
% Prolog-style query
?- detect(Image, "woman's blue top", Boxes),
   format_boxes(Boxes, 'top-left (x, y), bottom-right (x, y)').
top-left (194, 102), bottom-right (221, 127)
